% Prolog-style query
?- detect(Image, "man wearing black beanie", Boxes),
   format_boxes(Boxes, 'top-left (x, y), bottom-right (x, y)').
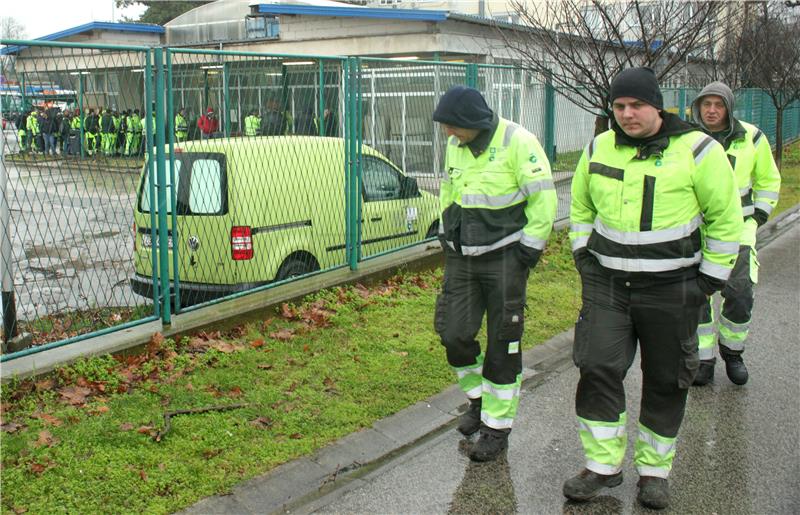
top-left (564, 68), bottom-right (743, 509)
top-left (432, 86), bottom-right (557, 462)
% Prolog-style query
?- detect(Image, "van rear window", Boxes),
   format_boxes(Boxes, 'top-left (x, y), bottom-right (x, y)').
top-left (139, 153), bottom-right (228, 216)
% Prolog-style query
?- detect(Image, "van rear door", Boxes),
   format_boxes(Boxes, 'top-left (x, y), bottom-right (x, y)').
top-left (138, 152), bottom-right (232, 305)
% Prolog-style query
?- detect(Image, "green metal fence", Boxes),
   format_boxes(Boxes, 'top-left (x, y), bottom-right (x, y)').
top-left (1, 40), bottom-right (159, 357)
top-left (2, 38), bottom-right (800, 359)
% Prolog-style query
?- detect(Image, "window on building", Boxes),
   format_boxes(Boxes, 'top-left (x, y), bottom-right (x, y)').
top-left (246, 16), bottom-right (279, 39)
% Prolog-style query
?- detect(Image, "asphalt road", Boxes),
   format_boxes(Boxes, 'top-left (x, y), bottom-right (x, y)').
top-left (299, 225), bottom-right (800, 515)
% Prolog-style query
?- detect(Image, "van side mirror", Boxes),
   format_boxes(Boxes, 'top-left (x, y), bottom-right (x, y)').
top-left (401, 176), bottom-right (420, 198)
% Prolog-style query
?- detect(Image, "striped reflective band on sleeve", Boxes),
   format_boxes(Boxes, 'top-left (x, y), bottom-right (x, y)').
top-left (578, 420), bottom-right (626, 440)
top-left (699, 259), bottom-right (733, 281)
top-left (594, 215), bottom-right (702, 245)
top-left (571, 223), bottom-right (594, 234)
top-left (593, 252), bottom-right (702, 272)
top-left (705, 238), bottom-right (740, 254)
top-left (637, 428), bottom-right (676, 457)
top-left (739, 183), bottom-right (753, 196)
top-left (692, 134), bottom-right (716, 164)
top-left (571, 236), bottom-right (589, 251)
top-left (520, 233), bottom-right (547, 250)
top-left (460, 231), bottom-right (523, 256)
top-left (742, 205), bottom-right (755, 216)
top-left (460, 179), bottom-right (555, 207)
top-left (754, 190), bottom-right (779, 200)
top-left (503, 123), bottom-right (520, 146)
top-left (754, 202), bottom-right (773, 214)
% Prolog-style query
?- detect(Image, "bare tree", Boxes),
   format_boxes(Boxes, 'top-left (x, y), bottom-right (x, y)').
top-left (0, 16), bottom-right (27, 40)
top-left (500, 0), bottom-right (728, 134)
top-left (739, 1), bottom-right (800, 166)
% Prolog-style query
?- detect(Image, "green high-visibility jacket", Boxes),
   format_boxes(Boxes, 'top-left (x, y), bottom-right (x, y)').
top-left (70, 116), bottom-right (81, 133)
top-left (27, 114), bottom-right (40, 134)
top-left (127, 115), bottom-right (142, 134)
top-left (569, 120), bottom-right (743, 283)
top-left (244, 115), bottom-right (261, 136)
top-left (721, 120), bottom-right (781, 247)
top-left (175, 113), bottom-right (188, 135)
top-left (439, 117), bottom-right (558, 259)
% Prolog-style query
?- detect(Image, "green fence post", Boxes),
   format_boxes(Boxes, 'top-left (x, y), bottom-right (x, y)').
top-left (153, 48), bottom-right (171, 325)
top-left (466, 64), bottom-right (478, 88)
top-left (544, 70), bottom-right (556, 164)
top-left (355, 57), bottom-right (363, 264)
top-left (318, 60), bottom-right (325, 136)
top-left (19, 73), bottom-right (26, 113)
top-left (144, 49), bottom-right (160, 319)
top-left (165, 48), bottom-right (181, 313)
top-left (223, 62), bottom-right (231, 137)
top-left (281, 64), bottom-right (290, 133)
top-left (345, 57), bottom-right (361, 271)
top-left (78, 73), bottom-right (85, 158)
top-left (678, 87), bottom-right (687, 121)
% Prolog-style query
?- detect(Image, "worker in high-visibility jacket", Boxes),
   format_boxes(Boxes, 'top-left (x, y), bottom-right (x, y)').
top-left (27, 110), bottom-right (41, 153)
top-left (125, 109), bottom-right (142, 157)
top-left (690, 82), bottom-right (781, 387)
top-left (564, 68), bottom-right (743, 510)
top-left (244, 109), bottom-right (261, 137)
top-left (432, 86), bottom-right (557, 463)
top-left (175, 108), bottom-right (188, 143)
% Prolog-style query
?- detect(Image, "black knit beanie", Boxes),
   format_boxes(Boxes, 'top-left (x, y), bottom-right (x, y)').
top-left (432, 86), bottom-right (495, 129)
top-left (609, 67), bottom-right (664, 110)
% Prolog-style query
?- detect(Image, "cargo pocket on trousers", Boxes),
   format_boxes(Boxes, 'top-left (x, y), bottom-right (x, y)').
top-left (434, 294), bottom-right (448, 337)
top-left (678, 336), bottom-right (700, 389)
top-left (499, 301), bottom-right (525, 343)
top-left (573, 306), bottom-right (592, 367)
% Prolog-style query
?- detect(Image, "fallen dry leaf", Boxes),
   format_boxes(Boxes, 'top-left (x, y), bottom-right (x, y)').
top-left (88, 405), bottom-right (110, 416)
top-left (209, 341), bottom-right (242, 354)
top-left (269, 328), bottom-right (295, 342)
top-left (139, 469), bottom-right (148, 482)
top-left (34, 378), bottom-right (55, 392)
top-left (257, 364), bottom-right (273, 370)
top-left (34, 430), bottom-right (59, 448)
top-left (31, 413), bottom-right (63, 427)
top-left (119, 423), bottom-right (134, 431)
top-left (250, 416), bottom-right (273, 429)
top-left (58, 386), bottom-right (92, 406)
top-left (28, 460), bottom-right (52, 476)
top-left (289, 433), bottom-right (303, 439)
top-left (1, 421), bottom-right (26, 433)
top-left (280, 303), bottom-right (297, 320)
top-left (227, 386), bottom-right (244, 398)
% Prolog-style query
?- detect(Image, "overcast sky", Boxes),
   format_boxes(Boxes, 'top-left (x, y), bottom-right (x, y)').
top-left (3, 0), bottom-right (148, 40)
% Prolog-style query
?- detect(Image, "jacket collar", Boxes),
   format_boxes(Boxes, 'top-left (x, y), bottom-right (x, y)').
top-left (612, 112), bottom-right (695, 160)
top-left (462, 113), bottom-right (499, 157)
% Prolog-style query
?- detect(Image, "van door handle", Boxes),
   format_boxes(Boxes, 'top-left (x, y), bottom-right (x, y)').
top-left (370, 216), bottom-right (382, 222)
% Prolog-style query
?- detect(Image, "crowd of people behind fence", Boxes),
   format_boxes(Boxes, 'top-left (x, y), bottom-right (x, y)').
top-left (11, 103), bottom-right (339, 157)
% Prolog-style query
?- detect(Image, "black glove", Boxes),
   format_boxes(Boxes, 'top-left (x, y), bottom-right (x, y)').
top-left (697, 273), bottom-right (725, 296)
top-left (516, 244), bottom-right (542, 269)
top-left (753, 208), bottom-right (769, 227)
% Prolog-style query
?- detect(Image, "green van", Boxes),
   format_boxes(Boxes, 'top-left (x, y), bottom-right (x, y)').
top-left (130, 136), bottom-right (439, 306)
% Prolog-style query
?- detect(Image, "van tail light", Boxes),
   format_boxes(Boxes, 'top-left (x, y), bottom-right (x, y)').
top-left (133, 222), bottom-right (137, 252)
top-left (231, 226), bottom-right (254, 260)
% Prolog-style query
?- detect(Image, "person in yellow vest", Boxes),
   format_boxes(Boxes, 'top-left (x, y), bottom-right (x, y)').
top-left (690, 82), bottom-right (782, 386)
top-left (564, 67), bottom-right (743, 510)
top-left (244, 109), bottom-right (261, 137)
top-left (175, 108), bottom-right (188, 143)
top-left (432, 86), bottom-right (557, 463)
top-left (125, 109), bottom-right (142, 157)
top-left (27, 109), bottom-right (41, 153)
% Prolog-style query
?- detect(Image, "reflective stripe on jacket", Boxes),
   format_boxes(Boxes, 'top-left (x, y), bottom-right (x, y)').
top-left (569, 128), bottom-right (743, 282)
top-left (439, 117), bottom-right (557, 257)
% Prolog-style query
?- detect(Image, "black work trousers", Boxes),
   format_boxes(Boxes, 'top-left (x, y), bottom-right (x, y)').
top-left (573, 263), bottom-right (705, 438)
top-left (434, 246), bottom-right (528, 388)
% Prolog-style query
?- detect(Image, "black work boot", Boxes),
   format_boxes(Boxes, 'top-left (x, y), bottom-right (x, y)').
top-left (692, 358), bottom-right (716, 386)
top-left (721, 348), bottom-right (749, 385)
top-left (563, 468), bottom-right (623, 501)
top-left (637, 476), bottom-right (670, 509)
top-left (468, 427), bottom-right (508, 462)
top-left (457, 398), bottom-right (481, 436)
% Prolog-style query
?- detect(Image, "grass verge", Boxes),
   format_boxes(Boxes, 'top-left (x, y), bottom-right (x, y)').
top-left (773, 140), bottom-right (800, 219)
top-left (0, 231), bottom-right (580, 514)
